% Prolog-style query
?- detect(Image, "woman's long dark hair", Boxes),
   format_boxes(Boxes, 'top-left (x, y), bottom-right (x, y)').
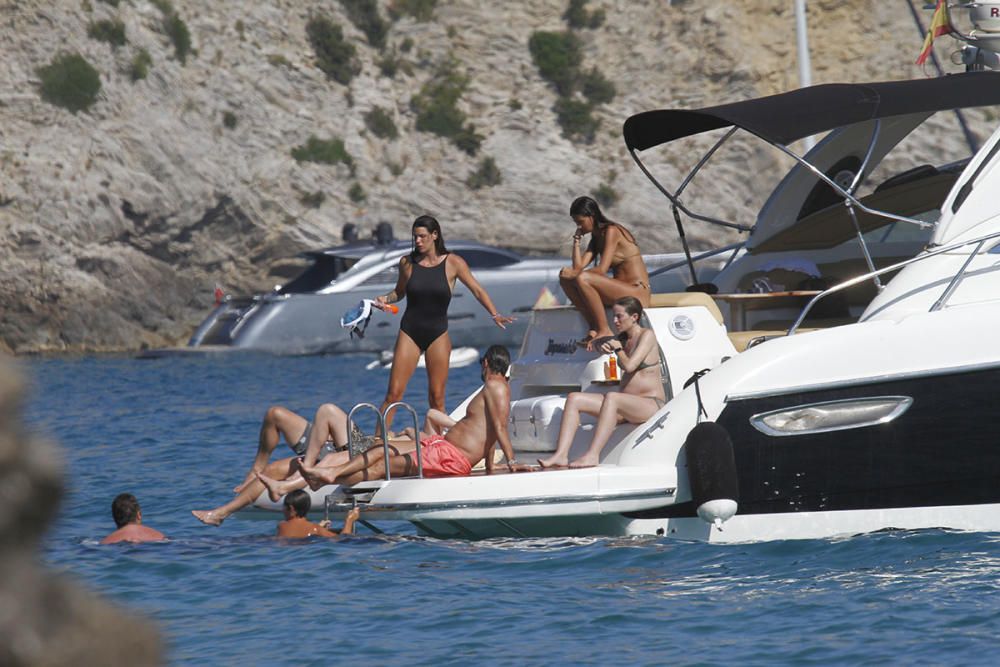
top-left (410, 215), bottom-right (448, 262)
top-left (570, 196), bottom-right (636, 263)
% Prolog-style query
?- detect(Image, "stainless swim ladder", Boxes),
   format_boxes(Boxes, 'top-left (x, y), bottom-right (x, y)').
top-left (344, 401), bottom-right (424, 480)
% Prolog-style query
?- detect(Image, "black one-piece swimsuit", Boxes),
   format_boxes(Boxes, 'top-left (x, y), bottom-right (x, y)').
top-left (399, 257), bottom-right (452, 352)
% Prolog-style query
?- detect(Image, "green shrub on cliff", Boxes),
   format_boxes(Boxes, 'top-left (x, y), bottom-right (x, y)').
top-left (364, 107), bottom-right (399, 139)
top-left (291, 136), bottom-right (355, 173)
top-left (554, 97), bottom-right (599, 142)
top-left (87, 19), bottom-right (127, 48)
top-left (349, 182), bottom-right (367, 203)
top-left (339, 0), bottom-right (388, 50)
top-left (466, 156), bottom-right (502, 190)
top-left (564, 0), bottom-right (605, 29)
top-left (300, 190), bottom-right (326, 208)
top-left (306, 16), bottom-right (359, 84)
top-left (389, 0), bottom-right (437, 22)
top-left (580, 67), bottom-right (615, 105)
top-left (528, 31), bottom-right (582, 96)
top-left (164, 13), bottom-right (191, 64)
top-left (410, 62), bottom-right (481, 155)
top-left (592, 182), bottom-right (619, 208)
top-left (128, 48), bottom-right (152, 81)
top-left (37, 53), bottom-right (101, 113)
top-left (529, 26), bottom-right (613, 144)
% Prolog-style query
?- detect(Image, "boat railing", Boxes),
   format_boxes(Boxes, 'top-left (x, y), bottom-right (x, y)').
top-left (383, 402), bottom-right (423, 480)
top-left (646, 241), bottom-right (745, 279)
top-left (347, 402), bottom-right (384, 457)
top-left (788, 229), bottom-right (1000, 335)
top-left (346, 402), bottom-right (423, 480)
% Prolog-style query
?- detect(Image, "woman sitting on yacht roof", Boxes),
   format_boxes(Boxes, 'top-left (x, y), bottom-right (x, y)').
top-left (559, 196), bottom-right (651, 349)
top-left (538, 296), bottom-right (666, 469)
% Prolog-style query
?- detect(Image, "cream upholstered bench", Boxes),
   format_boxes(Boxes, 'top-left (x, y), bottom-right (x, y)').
top-left (648, 292), bottom-right (725, 324)
top-left (649, 292), bottom-right (812, 352)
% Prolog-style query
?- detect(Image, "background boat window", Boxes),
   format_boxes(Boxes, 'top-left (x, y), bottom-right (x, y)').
top-left (278, 254), bottom-right (356, 294)
top-left (459, 249), bottom-right (520, 268)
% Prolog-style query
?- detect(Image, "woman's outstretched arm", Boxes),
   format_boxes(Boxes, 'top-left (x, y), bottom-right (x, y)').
top-left (451, 254), bottom-right (514, 328)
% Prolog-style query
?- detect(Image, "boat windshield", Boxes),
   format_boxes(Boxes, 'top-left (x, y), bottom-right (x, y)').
top-left (278, 254), bottom-right (358, 294)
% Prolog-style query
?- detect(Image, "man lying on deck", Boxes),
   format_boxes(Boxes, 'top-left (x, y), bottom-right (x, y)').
top-left (232, 401), bottom-right (454, 495)
top-left (259, 345), bottom-right (518, 494)
top-left (230, 402), bottom-right (351, 496)
top-left (193, 402), bottom-right (405, 527)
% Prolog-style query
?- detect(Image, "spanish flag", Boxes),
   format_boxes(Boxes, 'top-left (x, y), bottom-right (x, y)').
top-left (916, 0), bottom-right (954, 65)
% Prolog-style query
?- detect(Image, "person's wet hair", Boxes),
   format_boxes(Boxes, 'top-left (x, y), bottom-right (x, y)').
top-left (481, 344), bottom-right (510, 375)
top-left (570, 196), bottom-right (614, 227)
top-left (111, 493), bottom-right (140, 528)
top-left (569, 196), bottom-right (636, 261)
top-left (284, 489), bottom-right (312, 518)
top-left (410, 215), bottom-right (448, 261)
top-left (615, 295), bottom-right (644, 320)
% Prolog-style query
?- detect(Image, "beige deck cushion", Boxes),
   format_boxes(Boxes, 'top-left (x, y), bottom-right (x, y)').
top-left (649, 292), bottom-right (725, 325)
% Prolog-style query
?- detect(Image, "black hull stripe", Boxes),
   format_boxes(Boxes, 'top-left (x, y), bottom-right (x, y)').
top-left (629, 368), bottom-right (1000, 519)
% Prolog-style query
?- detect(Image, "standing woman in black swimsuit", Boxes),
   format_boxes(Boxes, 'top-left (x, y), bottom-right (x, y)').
top-left (372, 215), bottom-right (514, 432)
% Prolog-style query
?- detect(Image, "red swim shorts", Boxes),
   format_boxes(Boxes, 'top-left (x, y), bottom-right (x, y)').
top-left (419, 434), bottom-right (472, 477)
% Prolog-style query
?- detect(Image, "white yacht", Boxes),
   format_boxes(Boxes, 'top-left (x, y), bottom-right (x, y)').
top-left (250, 7), bottom-right (1000, 542)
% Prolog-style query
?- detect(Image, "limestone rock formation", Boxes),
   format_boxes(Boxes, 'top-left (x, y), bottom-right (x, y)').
top-left (1, 0), bottom-right (994, 353)
top-left (0, 355), bottom-right (161, 665)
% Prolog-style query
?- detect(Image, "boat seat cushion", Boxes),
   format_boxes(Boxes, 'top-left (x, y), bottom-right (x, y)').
top-left (510, 394), bottom-right (573, 452)
top-left (649, 292), bottom-right (724, 325)
top-left (509, 394), bottom-right (635, 458)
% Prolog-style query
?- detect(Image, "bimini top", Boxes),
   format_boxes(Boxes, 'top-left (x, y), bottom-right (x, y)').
top-left (623, 72), bottom-right (1000, 151)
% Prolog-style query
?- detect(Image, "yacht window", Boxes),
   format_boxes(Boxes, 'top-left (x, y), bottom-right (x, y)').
top-left (749, 396), bottom-right (912, 437)
top-left (278, 256), bottom-right (355, 294)
top-left (858, 212), bottom-right (936, 245)
top-left (459, 250), bottom-right (519, 268)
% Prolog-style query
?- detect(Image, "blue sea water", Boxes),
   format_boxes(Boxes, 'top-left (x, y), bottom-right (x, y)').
top-left (17, 353), bottom-right (1000, 665)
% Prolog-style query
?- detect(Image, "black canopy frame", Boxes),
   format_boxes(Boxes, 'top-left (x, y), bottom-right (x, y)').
top-left (624, 72), bottom-right (1000, 288)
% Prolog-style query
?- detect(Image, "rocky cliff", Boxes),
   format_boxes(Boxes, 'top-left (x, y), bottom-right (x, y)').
top-left (1, 0), bottom-right (993, 353)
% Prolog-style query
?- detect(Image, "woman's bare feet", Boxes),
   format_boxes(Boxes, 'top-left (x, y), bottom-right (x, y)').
top-left (298, 462), bottom-right (338, 491)
top-left (587, 331), bottom-right (615, 352)
top-left (576, 330), bottom-right (598, 349)
top-left (256, 471), bottom-right (294, 503)
top-left (537, 456), bottom-right (568, 469)
top-left (569, 454), bottom-right (599, 468)
top-left (191, 509), bottom-right (224, 526)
